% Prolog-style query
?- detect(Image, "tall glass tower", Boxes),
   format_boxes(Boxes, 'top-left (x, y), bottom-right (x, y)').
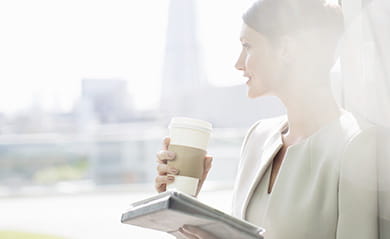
top-left (160, 0), bottom-right (205, 118)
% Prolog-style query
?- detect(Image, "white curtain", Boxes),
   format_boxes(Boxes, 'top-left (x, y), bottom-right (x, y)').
top-left (340, 0), bottom-right (390, 238)
top-left (340, 0), bottom-right (390, 127)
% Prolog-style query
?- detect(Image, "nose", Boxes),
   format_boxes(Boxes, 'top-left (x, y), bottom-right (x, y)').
top-left (234, 50), bottom-right (246, 71)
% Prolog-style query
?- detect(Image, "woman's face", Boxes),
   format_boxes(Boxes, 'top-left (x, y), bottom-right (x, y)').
top-left (235, 23), bottom-right (282, 98)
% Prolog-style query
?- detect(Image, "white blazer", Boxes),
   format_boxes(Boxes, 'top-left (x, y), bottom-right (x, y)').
top-left (231, 112), bottom-right (380, 239)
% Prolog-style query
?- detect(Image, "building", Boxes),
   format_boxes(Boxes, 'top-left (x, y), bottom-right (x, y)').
top-left (80, 79), bottom-right (134, 123)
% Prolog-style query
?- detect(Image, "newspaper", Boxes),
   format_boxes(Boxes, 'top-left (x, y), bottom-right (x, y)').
top-left (121, 191), bottom-right (264, 239)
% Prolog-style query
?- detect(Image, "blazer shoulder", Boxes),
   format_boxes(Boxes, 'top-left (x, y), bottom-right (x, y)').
top-left (240, 115), bottom-right (287, 157)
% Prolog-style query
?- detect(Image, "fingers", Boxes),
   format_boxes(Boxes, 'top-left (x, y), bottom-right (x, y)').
top-left (178, 227), bottom-right (199, 239)
top-left (155, 137), bottom-right (175, 194)
top-left (156, 150), bottom-right (176, 164)
top-left (162, 136), bottom-right (170, 150)
top-left (156, 182), bottom-right (166, 193)
top-left (158, 136), bottom-right (174, 163)
top-left (155, 175), bottom-right (175, 193)
top-left (181, 225), bottom-right (216, 239)
top-left (157, 163), bottom-right (179, 176)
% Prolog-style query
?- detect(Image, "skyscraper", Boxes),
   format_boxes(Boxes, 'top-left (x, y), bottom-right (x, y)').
top-left (160, 0), bottom-right (205, 117)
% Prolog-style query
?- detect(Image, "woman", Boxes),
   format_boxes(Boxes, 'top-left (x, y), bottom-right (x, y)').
top-left (155, 0), bottom-right (379, 238)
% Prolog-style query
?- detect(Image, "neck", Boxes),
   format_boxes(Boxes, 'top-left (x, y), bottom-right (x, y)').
top-left (276, 74), bottom-right (342, 146)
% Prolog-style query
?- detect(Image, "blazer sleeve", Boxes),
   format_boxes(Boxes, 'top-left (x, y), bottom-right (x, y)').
top-left (336, 127), bottom-right (378, 239)
top-left (231, 120), bottom-right (261, 216)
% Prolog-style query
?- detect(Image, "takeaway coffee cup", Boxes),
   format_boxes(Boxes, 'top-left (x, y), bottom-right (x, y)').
top-left (166, 117), bottom-right (213, 196)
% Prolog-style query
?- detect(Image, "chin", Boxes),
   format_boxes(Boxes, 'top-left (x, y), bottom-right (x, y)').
top-left (247, 88), bottom-right (267, 99)
top-left (247, 93), bottom-right (257, 99)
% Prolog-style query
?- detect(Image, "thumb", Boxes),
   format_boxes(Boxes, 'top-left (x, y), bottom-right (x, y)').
top-left (204, 156), bottom-right (213, 173)
top-left (195, 156), bottom-right (213, 197)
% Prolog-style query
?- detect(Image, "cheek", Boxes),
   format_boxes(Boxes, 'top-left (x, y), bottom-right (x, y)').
top-left (247, 53), bottom-right (275, 83)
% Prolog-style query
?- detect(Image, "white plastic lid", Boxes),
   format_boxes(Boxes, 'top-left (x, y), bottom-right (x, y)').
top-left (166, 175), bottom-right (199, 196)
top-left (169, 117), bottom-right (212, 133)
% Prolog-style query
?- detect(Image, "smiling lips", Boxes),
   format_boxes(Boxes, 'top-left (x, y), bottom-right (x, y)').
top-left (242, 73), bottom-right (252, 84)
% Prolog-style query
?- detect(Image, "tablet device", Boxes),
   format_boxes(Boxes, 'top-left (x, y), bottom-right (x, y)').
top-left (121, 190), bottom-right (264, 239)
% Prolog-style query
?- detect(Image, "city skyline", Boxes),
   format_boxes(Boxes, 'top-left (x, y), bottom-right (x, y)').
top-left (0, 0), bottom-right (251, 114)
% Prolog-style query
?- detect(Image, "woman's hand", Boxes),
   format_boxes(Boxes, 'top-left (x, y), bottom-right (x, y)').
top-left (178, 225), bottom-right (218, 239)
top-left (155, 137), bottom-right (213, 197)
top-left (155, 137), bottom-right (179, 193)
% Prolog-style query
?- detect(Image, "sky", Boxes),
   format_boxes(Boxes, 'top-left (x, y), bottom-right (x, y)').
top-left (0, 0), bottom-right (253, 114)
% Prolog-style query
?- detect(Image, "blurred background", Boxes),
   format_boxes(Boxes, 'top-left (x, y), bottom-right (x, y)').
top-left (0, 0), bottom-right (388, 238)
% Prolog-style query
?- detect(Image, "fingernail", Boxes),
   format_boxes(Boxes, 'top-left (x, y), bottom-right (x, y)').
top-left (168, 151), bottom-right (175, 158)
top-left (170, 168), bottom-right (179, 174)
top-left (168, 176), bottom-right (175, 181)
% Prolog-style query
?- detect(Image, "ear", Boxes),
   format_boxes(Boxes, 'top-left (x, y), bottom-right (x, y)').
top-left (277, 35), bottom-right (297, 63)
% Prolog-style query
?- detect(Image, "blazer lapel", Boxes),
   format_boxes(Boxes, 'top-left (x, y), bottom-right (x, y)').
top-left (240, 121), bottom-right (287, 219)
